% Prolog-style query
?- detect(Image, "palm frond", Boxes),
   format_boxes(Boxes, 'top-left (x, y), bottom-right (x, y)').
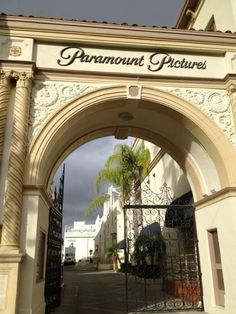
top-left (88, 141), bottom-right (151, 213)
top-left (104, 243), bottom-right (120, 258)
top-left (94, 167), bottom-right (122, 192)
top-left (84, 193), bottom-right (110, 218)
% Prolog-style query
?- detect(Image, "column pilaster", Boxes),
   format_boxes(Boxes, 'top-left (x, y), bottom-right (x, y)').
top-left (1, 71), bottom-right (33, 249)
top-left (228, 84), bottom-right (236, 131)
top-left (0, 71), bottom-right (11, 171)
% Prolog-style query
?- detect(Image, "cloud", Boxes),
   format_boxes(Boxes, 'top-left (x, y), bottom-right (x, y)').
top-left (53, 136), bottom-right (133, 228)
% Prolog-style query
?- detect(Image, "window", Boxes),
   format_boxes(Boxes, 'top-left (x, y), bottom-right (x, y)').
top-left (205, 16), bottom-right (216, 31)
top-left (36, 229), bottom-right (46, 282)
top-left (208, 229), bottom-right (225, 306)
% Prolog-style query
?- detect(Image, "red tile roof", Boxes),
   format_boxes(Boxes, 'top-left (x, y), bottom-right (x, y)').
top-left (0, 12), bottom-right (235, 34)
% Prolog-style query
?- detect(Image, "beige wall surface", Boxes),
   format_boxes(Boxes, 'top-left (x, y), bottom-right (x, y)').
top-left (64, 234), bottom-right (96, 261)
top-left (18, 190), bottom-right (49, 314)
top-left (35, 43), bottom-right (226, 79)
top-left (143, 142), bottom-right (191, 199)
top-left (196, 193), bottom-right (236, 314)
top-left (191, 0), bottom-right (236, 31)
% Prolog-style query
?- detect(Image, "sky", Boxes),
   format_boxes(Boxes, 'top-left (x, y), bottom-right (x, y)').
top-left (1, 0), bottom-right (184, 26)
top-left (1, 0), bottom-right (185, 229)
top-left (55, 137), bottom-right (133, 227)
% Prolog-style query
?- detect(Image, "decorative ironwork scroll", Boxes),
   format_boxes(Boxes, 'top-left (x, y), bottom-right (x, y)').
top-left (123, 183), bottom-right (204, 313)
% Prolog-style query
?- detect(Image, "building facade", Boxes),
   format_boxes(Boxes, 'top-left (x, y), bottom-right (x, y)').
top-left (63, 220), bottom-right (100, 262)
top-left (0, 0), bottom-right (236, 313)
top-left (94, 186), bottom-right (124, 264)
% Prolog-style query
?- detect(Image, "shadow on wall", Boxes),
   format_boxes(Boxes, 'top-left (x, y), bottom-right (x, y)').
top-left (161, 156), bottom-right (191, 199)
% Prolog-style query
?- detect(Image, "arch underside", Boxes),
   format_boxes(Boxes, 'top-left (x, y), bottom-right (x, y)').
top-left (24, 86), bottom-right (236, 201)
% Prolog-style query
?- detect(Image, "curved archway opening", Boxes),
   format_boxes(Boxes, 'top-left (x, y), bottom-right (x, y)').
top-left (25, 86), bottom-right (236, 201)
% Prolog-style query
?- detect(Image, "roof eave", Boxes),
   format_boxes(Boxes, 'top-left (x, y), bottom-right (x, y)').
top-left (175, 0), bottom-right (201, 29)
top-left (1, 13), bottom-right (236, 54)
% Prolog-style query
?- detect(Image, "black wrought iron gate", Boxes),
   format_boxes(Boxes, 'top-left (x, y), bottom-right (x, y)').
top-left (45, 165), bottom-right (65, 313)
top-left (123, 189), bottom-right (204, 313)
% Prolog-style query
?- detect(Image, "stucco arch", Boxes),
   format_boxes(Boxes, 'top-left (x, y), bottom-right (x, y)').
top-left (24, 85), bottom-right (236, 201)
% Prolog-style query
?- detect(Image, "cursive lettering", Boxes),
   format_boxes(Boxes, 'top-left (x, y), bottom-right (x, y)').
top-left (58, 47), bottom-right (145, 67)
top-left (57, 47), bottom-right (207, 73)
top-left (148, 52), bottom-right (207, 72)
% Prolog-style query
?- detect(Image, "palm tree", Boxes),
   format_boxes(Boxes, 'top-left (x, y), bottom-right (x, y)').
top-left (104, 243), bottom-right (121, 271)
top-left (84, 141), bottom-right (150, 216)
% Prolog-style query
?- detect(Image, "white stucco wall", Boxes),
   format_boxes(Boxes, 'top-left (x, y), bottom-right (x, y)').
top-left (64, 220), bottom-right (99, 261)
top-left (94, 186), bottom-right (125, 263)
top-left (143, 141), bottom-right (191, 200)
top-left (192, 0), bottom-right (236, 31)
top-left (196, 195), bottom-right (236, 314)
top-left (18, 192), bottom-right (49, 314)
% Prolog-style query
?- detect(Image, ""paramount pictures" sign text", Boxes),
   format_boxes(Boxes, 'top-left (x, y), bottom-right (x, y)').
top-left (57, 47), bottom-right (207, 72)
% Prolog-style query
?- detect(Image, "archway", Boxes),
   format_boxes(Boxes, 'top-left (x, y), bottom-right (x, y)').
top-left (19, 86), bottom-right (236, 313)
top-left (25, 86), bottom-right (236, 196)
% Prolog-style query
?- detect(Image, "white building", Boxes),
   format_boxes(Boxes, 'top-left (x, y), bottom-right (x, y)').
top-left (64, 219), bottom-right (101, 262)
top-left (94, 186), bottom-right (124, 263)
top-left (176, 0), bottom-right (236, 32)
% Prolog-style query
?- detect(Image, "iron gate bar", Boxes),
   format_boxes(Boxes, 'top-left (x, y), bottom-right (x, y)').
top-left (124, 204), bottom-right (193, 209)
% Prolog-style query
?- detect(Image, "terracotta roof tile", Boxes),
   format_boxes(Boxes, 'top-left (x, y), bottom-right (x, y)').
top-left (0, 12), bottom-right (171, 29)
top-left (1, 12), bottom-right (236, 35)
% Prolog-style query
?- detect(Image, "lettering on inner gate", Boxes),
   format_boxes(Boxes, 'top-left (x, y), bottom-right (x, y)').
top-left (57, 47), bottom-right (207, 72)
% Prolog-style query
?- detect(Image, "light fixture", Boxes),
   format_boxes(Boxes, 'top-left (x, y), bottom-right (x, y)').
top-left (118, 112), bottom-right (134, 121)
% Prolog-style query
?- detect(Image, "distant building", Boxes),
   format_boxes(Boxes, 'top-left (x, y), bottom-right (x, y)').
top-left (63, 219), bottom-right (101, 261)
top-left (94, 186), bottom-right (124, 263)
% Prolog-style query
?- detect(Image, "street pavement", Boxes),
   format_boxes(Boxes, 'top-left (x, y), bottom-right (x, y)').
top-left (50, 262), bottom-right (206, 314)
top-left (51, 262), bottom-right (126, 314)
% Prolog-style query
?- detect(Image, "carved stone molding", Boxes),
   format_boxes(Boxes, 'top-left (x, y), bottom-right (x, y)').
top-left (8, 71), bottom-right (33, 88)
top-left (227, 84), bottom-right (236, 130)
top-left (0, 70), bottom-right (11, 87)
top-left (9, 46), bottom-right (22, 57)
top-left (28, 83), bottom-right (236, 147)
top-left (160, 87), bottom-right (236, 146)
top-left (29, 81), bottom-right (103, 141)
top-left (228, 84), bottom-right (236, 95)
top-left (0, 251), bottom-right (24, 262)
top-left (0, 36), bottom-right (34, 61)
top-left (229, 53), bottom-right (236, 72)
top-left (1, 72), bottom-right (33, 248)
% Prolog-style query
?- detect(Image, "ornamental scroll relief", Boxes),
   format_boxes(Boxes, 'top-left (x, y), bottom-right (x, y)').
top-left (159, 87), bottom-right (236, 146)
top-left (29, 81), bottom-right (104, 142)
top-left (29, 83), bottom-right (236, 146)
